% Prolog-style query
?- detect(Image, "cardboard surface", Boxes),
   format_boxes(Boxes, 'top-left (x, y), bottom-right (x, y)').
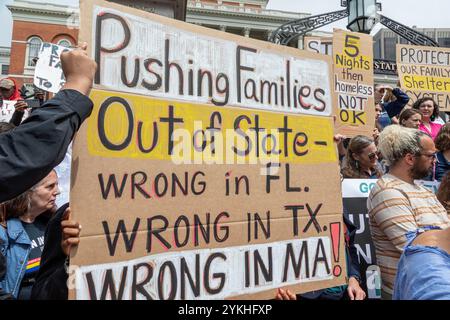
top-left (397, 44), bottom-right (450, 111)
top-left (70, 0), bottom-right (346, 300)
top-left (332, 29), bottom-right (375, 137)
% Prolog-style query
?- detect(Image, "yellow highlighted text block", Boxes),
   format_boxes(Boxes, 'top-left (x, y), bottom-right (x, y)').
top-left (87, 89), bottom-right (337, 164)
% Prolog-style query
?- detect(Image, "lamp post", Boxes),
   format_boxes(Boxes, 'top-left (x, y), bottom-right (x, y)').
top-left (346, 0), bottom-right (377, 34)
top-left (270, 0), bottom-right (438, 47)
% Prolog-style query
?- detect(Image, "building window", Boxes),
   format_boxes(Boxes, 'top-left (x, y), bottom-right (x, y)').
top-left (384, 37), bottom-right (397, 60)
top-left (26, 36), bottom-right (43, 67)
top-left (374, 39), bottom-right (381, 59)
top-left (1, 64), bottom-right (9, 75)
top-left (57, 39), bottom-right (72, 48)
top-left (438, 38), bottom-right (450, 48)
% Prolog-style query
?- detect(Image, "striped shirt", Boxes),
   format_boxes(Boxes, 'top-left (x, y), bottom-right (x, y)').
top-left (367, 174), bottom-right (450, 296)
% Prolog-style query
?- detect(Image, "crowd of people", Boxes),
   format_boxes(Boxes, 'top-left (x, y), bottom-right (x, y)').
top-left (0, 43), bottom-right (449, 300)
top-left (276, 86), bottom-right (450, 301)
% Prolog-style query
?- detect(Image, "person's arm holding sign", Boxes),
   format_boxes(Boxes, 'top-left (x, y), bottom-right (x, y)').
top-left (31, 205), bottom-right (82, 300)
top-left (60, 43), bottom-right (95, 96)
top-left (9, 100), bottom-right (28, 126)
top-left (0, 43), bottom-right (97, 203)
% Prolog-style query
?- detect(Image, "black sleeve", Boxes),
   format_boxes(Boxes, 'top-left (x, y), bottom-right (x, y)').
top-left (31, 203), bottom-right (69, 300)
top-left (9, 110), bottom-right (25, 127)
top-left (343, 214), bottom-right (361, 280)
top-left (0, 90), bottom-right (92, 203)
top-left (384, 88), bottom-right (410, 118)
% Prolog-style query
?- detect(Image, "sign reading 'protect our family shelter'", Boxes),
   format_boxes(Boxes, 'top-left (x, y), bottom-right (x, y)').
top-left (397, 44), bottom-right (450, 111)
top-left (70, 0), bottom-right (346, 300)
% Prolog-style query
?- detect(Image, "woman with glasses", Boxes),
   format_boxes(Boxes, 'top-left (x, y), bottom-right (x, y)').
top-left (412, 98), bottom-right (443, 140)
top-left (341, 135), bottom-right (383, 179)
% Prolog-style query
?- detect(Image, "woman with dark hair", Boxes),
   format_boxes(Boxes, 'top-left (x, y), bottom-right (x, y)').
top-left (399, 108), bottom-right (422, 129)
top-left (435, 123), bottom-right (450, 182)
top-left (341, 135), bottom-right (383, 179)
top-left (412, 97), bottom-right (443, 140)
top-left (0, 170), bottom-right (60, 299)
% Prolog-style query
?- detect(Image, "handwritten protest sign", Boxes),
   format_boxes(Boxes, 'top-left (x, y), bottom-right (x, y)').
top-left (305, 37), bottom-right (397, 76)
top-left (397, 44), bottom-right (450, 111)
top-left (0, 100), bottom-right (29, 122)
top-left (34, 42), bottom-right (71, 93)
top-left (332, 29), bottom-right (375, 137)
top-left (70, 0), bottom-right (346, 300)
top-left (0, 100), bottom-right (17, 122)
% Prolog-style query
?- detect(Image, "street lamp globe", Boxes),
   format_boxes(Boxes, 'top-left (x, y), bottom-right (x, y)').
top-left (347, 0), bottom-right (377, 34)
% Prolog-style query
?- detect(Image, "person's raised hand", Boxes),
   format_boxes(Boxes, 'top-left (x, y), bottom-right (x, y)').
top-left (334, 134), bottom-right (347, 144)
top-left (347, 277), bottom-right (366, 300)
top-left (34, 90), bottom-right (45, 101)
top-left (14, 100), bottom-right (28, 112)
top-left (61, 42), bottom-right (97, 96)
top-left (61, 207), bottom-right (81, 257)
top-left (275, 288), bottom-right (297, 300)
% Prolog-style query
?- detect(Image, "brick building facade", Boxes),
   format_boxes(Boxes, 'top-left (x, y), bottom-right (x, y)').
top-left (7, 0), bottom-right (78, 92)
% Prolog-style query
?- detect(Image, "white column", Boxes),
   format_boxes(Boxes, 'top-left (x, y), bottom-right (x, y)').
top-left (297, 37), bottom-right (303, 49)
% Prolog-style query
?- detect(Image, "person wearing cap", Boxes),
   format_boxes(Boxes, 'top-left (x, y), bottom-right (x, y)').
top-left (0, 78), bottom-right (21, 101)
top-left (0, 78), bottom-right (29, 126)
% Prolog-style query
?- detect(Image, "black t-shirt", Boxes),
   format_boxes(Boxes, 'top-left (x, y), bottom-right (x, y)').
top-left (18, 219), bottom-right (46, 300)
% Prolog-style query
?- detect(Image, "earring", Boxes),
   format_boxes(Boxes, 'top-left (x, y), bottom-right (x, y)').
top-left (355, 160), bottom-right (360, 170)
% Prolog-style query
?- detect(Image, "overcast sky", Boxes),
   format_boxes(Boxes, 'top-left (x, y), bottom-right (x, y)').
top-left (1, 0), bottom-right (449, 47)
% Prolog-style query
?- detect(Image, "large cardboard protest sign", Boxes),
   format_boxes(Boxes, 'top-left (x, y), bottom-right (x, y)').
top-left (70, 0), bottom-right (346, 300)
top-left (34, 43), bottom-right (71, 93)
top-left (397, 44), bottom-right (450, 111)
top-left (333, 30), bottom-right (375, 137)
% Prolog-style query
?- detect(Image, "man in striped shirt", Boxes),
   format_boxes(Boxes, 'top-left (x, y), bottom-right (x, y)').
top-left (367, 125), bottom-right (450, 300)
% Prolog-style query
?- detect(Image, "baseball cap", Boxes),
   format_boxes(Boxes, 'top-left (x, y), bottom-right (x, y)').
top-left (0, 79), bottom-right (14, 89)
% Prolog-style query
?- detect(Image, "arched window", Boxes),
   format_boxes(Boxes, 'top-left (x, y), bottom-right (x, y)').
top-left (57, 39), bottom-right (71, 48)
top-left (26, 36), bottom-right (43, 67)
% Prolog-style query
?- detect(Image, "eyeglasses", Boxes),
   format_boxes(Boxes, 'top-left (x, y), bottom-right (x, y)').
top-left (418, 152), bottom-right (437, 160)
top-left (368, 152), bottom-right (378, 160)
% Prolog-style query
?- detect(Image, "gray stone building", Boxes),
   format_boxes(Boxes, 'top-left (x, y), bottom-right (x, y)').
top-left (186, 0), bottom-right (311, 47)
